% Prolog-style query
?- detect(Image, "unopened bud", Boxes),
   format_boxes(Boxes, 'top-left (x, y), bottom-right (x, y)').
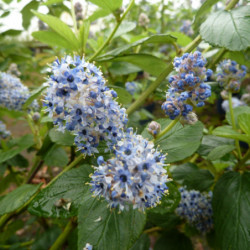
top-left (138, 13), bottom-right (149, 27)
top-left (148, 121), bottom-right (161, 136)
top-left (181, 112), bottom-right (198, 125)
top-left (32, 112), bottom-right (40, 122)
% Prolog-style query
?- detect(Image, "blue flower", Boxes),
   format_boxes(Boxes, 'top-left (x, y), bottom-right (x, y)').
top-left (180, 20), bottom-right (194, 36)
top-left (176, 187), bottom-right (213, 234)
top-left (162, 52), bottom-right (212, 123)
top-left (125, 81), bottom-right (137, 95)
top-left (43, 55), bottom-right (128, 155)
top-left (90, 129), bottom-right (168, 211)
top-left (0, 72), bottom-right (38, 111)
top-left (216, 59), bottom-right (247, 93)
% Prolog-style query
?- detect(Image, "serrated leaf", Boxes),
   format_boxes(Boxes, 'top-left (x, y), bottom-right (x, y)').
top-left (212, 126), bottom-right (250, 143)
top-left (155, 230), bottom-right (193, 250)
top-left (213, 172), bottom-right (250, 250)
top-left (0, 134), bottom-right (34, 164)
top-left (77, 196), bottom-right (146, 250)
top-left (23, 85), bottom-right (47, 109)
top-left (32, 31), bottom-right (76, 50)
top-left (200, 6), bottom-right (250, 51)
top-left (0, 184), bottom-right (41, 216)
top-left (207, 144), bottom-right (235, 161)
top-left (43, 145), bottom-right (69, 167)
top-left (238, 113), bottom-right (250, 135)
top-left (226, 106), bottom-right (250, 128)
top-left (49, 128), bottom-right (75, 146)
top-left (142, 119), bottom-right (203, 163)
top-left (112, 54), bottom-right (167, 77)
top-left (28, 165), bottom-right (92, 218)
top-left (170, 163), bottom-right (214, 191)
top-left (32, 11), bottom-right (79, 51)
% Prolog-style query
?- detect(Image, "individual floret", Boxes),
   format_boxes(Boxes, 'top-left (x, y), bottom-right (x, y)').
top-left (176, 187), bottom-right (213, 234)
top-left (90, 128), bottom-right (168, 211)
top-left (43, 55), bottom-right (127, 155)
top-left (0, 72), bottom-right (38, 111)
top-left (216, 59), bottom-right (246, 93)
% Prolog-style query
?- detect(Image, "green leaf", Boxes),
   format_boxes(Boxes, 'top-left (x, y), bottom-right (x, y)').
top-left (212, 126), bottom-right (250, 143)
top-left (170, 32), bottom-right (192, 47)
top-left (200, 6), bottom-right (250, 51)
top-left (113, 21), bottom-right (136, 38)
top-left (28, 165), bottom-right (92, 218)
top-left (147, 212), bottom-right (180, 229)
top-left (88, 0), bottom-right (123, 12)
top-left (32, 11), bottom-right (79, 51)
top-left (194, 0), bottom-right (220, 27)
top-left (0, 219), bottom-right (24, 242)
top-left (0, 134), bottom-right (34, 164)
top-left (109, 61), bottom-right (141, 75)
top-left (170, 163), bottom-right (214, 191)
top-left (112, 54), bottom-right (167, 77)
top-left (0, 29), bottom-right (22, 36)
top-left (49, 128), bottom-right (75, 146)
top-left (111, 86), bottom-right (132, 104)
top-left (207, 144), bottom-right (235, 161)
top-left (238, 113), bottom-right (250, 135)
top-left (213, 172), bottom-right (250, 250)
top-left (87, 8), bottom-right (111, 22)
top-left (23, 85), bottom-right (47, 109)
top-left (32, 31), bottom-right (76, 50)
top-left (154, 230), bottom-right (193, 250)
top-left (43, 145), bottom-right (69, 167)
top-left (0, 184), bottom-right (41, 216)
top-left (226, 106), bottom-right (250, 128)
top-left (7, 154), bottom-right (29, 168)
top-left (43, 0), bottom-right (64, 5)
top-left (142, 119), bottom-right (203, 163)
top-left (148, 182), bottom-right (180, 215)
top-left (130, 234), bottom-right (150, 250)
top-left (78, 20), bottom-right (90, 53)
top-left (77, 197), bottom-right (146, 250)
top-left (197, 135), bottom-right (234, 156)
top-left (21, 1), bottom-right (39, 29)
top-left (97, 34), bottom-right (177, 60)
top-left (224, 51), bottom-right (250, 68)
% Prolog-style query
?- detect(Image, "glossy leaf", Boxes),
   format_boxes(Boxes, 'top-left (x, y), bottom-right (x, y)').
top-left (113, 21), bottom-right (136, 38)
top-left (0, 184), bottom-right (41, 216)
top-left (109, 61), bottom-right (141, 75)
top-left (213, 172), bottom-right (250, 250)
top-left (32, 11), bottom-right (79, 51)
top-left (130, 234), bottom-right (150, 250)
top-left (238, 113), bottom-right (250, 135)
top-left (207, 144), bottom-right (235, 161)
top-left (111, 86), bottom-right (132, 104)
top-left (170, 32), bottom-right (192, 46)
top-left (0, 134), bottom-right (34, 164)
top-left (21, 1), bottom-right (39, 29)
top-left (49, 128), bottom-right (75, 146)
top-left (28, 165), bottom-right (92, 218)
top-left (212, 126), bottom-right (250, 143)
top-left (88, 0), bottom-right (123, 12)
top-left (142, 119), bottom-right (203, 163)
top-left (200, 6), bottom-right (250, 51)
top-left (43, 145), bottom-right (69, 167)
top-left (226, 106), bottom-right (250, 128)
top-left (170, 163), bottom-right (214, 191)
top-left (32, 31), bottom-right (76, 50)
top-left (77, 196), bottom-right (146, 250)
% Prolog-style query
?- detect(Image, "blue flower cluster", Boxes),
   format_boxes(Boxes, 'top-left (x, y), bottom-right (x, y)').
top-left (90, 128), bottom-right (168, 211)
top-left (0, 120), bottom-right (11, 140)
top-left (43, 55), bottom-right (127, 155)
top-left (176, 187), bottom-right (213, 234)
top-left (162, 52), bottom-right (212, 123)
top-left (216, 59), bottom-right (247, 93)
top-left (180, 20), bottom-right (194, 36)
top-left (0, 72), bottom-right (38, 111)
top-left (125, 81), bottom-right (137, 95)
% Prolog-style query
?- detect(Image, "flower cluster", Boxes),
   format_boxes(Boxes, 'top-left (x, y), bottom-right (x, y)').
top-left (7, 63), bottom-right (20, 77)
top-left (125, 81), bottom-right (137, 95)
top-left (0, 120), bottom-right (11, 140)
top-left (162, 52), bottom-right (212, 123)
top-left (90, 128), bottom-right (168, 211)
top-left (176, 187), bottom-right (213, 234)
top-left (43, 55), bottom-right (127, 155)
top-left (180, 20), bottom-right (194, 36)
top-left (0, 72), bottom-right (38, 111)
top-left (216, 59), bottom-right (247, 93)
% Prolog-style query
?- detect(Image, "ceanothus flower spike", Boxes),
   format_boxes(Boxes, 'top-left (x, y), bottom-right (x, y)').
top-left (90, 128), bottom-right (168, 211)
top-left (43, 55), bottom-right (128, 155)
